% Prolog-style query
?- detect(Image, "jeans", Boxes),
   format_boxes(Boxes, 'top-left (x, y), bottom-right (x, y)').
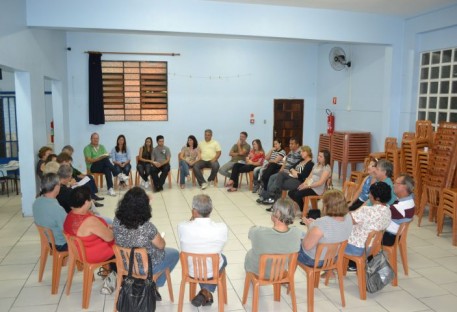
top-left (219, 161), bottom-right (235, 178)
top-left (113, 163), bottom-right (131, 176)
top-left (298, 245), bottom-right (323, 267)
top-left (150, 164), bottom-right (171, 189)
top-left (137, 162), bottom-right (151, 182)
top-left (154, 247), bottom-right (180, 287)
top-left (200, 254), bottom-right (228, 293)
top-left (90, 157), bottom-right (117, 189)
top-left (76, 174), bottom-right (98, 194)
top-left (344, 243), bottom-right (364, 256)
top-left (193, 160), bottom-right (220, 185)
top-left (261, 163), bottom-right (281, 189)
top-left (179, 159), bottom-right (191, 185)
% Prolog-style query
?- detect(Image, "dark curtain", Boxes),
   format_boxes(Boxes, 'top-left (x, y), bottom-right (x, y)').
top-left (88, 52), bottom-right (105, 125)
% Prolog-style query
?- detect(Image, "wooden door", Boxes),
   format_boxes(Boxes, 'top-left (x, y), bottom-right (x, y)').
top-left (273, 99), bottom-right (304, 153)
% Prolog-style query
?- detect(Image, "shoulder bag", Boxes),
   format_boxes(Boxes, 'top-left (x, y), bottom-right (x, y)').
top-left (365, 248), bottom-right (395, 293)
top-left (116, 247), bottom-right (156, 312)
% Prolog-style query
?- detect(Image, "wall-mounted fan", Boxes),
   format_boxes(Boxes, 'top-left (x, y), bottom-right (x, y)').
top-left (329, 47), bottom-right (351, 71)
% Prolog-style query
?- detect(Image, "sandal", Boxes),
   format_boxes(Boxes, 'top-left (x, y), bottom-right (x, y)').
top-left (227, 187), bottom-right (238, 192)
top-left (224, 181), bottom-right (234, 187)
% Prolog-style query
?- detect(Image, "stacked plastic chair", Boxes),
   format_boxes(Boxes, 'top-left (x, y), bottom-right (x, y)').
top-left (417, 122), bottom-right (457, 226)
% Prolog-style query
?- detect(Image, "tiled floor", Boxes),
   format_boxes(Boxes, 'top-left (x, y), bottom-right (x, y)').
top-left (1, 171), bottom-right (457, 311)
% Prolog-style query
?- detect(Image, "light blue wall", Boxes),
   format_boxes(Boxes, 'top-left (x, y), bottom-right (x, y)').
top-left (66, 32), bottom-right (318, 170)
top-left (401, 5), bottom-right (457, 134)
top-left (0, 0), bottom-right (68, 216)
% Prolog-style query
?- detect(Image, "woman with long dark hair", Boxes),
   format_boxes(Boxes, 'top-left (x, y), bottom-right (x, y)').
top-left (288, 149), bottom-right (332, 211)
top-left (110, 134), bottom-right (131, 186)
top-left (137, 137), bottom-right (153, 189)
top-left (179, 135), bottom-right (199, 189)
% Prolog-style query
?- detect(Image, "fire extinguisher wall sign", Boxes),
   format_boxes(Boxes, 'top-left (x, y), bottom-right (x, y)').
top-left (326, 109), bottom-right (335, 135)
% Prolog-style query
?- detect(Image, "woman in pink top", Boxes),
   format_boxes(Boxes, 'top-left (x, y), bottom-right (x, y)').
top-left (63, 186), bottom-right (115, 265)
top-left (226, 139), bottom-right (265, 192)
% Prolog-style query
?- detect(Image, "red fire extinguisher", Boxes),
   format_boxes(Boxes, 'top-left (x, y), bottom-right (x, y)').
top-left (50, 120), bottom-right (54, 143)
top-left (326, 109), bottom-right (335, 135)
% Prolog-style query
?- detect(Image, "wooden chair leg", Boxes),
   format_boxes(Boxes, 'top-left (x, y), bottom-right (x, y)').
top-left (306, 271), bottom-right (315, 312)
top-left (177, 281), bottom-right (186, 312)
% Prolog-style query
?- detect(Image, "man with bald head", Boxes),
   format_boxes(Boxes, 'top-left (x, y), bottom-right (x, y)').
top-left (83, 133), bottom-right (118, 196)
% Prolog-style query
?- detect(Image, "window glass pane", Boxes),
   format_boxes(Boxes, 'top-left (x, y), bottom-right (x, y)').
top-left (430, 82), bottom-right (439, 94)
top-left (442, 50), bottom-right (452, 63)
top-left (454, 49), bottom-right (457, 62)
top-left (421, 53), bottom-right (430, 65)
top-left (439, 97), bottom-right (448, 109)
top-left (420, 67), bottom-right (429, 80)
top-left (428, 111), bottom-right (436, 123)
top-left (419, 97), bottom-right (427, 108)
top-left (438, 112), bottom-right (448, 123)
top-left (429, 97), bottom-right (437, 108)
top-left (418, 111), bottom-right (426, 120)
top-left (431, 67), bottom-right (440, 79)
top-left (432, 51), bottom-right (441, 64)
top-left (440, 81), bottom-right (449, 94)
top-left (451, 97), bottom-right (457, 110)
top-left (453, 65), bottom-right (457, 79)
top-left (451, 113), bottom-right (457, 122)
top-left (441, 65), bottom-right (451, 78)
top-left (420, 82), bottom-right (428, 94)
top-left (452, 81), bottom-right (457, 94)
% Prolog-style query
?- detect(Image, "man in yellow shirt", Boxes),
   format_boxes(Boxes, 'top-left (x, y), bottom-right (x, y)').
top-left (193, 129), bottom-right (222, 190)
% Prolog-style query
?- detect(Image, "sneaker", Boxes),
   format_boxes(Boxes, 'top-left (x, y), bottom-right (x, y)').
top-left (122, 174), bottom-right (130, 182)
top-left (252, 184), bottom-right (260, 193)
top-left (144, 181), bottom-right (149, 189)
top-left (201, 182), bottom-right (208, 190)
top-left (91, 194), bottom-right (104, 201)
top-left (265, 207), bottom-right (273, 212)
top-left (94, 202), bottom-right (104, 208)
top-left (262, 198), bottom-right (275, 205)
top-left (256, 197), bottom-right (264, 203)
top-left (108, 188), bottom-right (116, 196)
top-left (347, 265), bottom-right (357, 272)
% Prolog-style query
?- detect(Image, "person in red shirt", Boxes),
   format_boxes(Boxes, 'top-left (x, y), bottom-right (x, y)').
top-left (63, 186), bottom-right (115, 266)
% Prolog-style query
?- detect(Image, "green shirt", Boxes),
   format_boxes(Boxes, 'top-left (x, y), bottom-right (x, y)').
top-left (244, 225), bottom-right (302, 276)
top-left (83, 144), bottom-right (108, 170)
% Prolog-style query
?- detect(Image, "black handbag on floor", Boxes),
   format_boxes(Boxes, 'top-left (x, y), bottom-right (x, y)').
top-left (365, 250), bottom-right (395, 293)
top-left (117, 247), bottom-right (156, 312)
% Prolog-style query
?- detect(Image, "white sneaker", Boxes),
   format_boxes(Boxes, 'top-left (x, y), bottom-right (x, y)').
top-left (108, 188), bottom-right (116, 196)
top-left (122, 174), bottom-right (129, 182)
top-left (144, 181), bottom-right (149, 189)
top-left (201, 182), bottom-right (208, 190)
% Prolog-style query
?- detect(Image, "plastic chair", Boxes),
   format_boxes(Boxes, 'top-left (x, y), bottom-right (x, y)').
top-left (437, 188), bottom-right (457, 246)
top-left (178, 252), bottom-right (227, 312)
top-left (342, 181), bottom-right (359, 204)
top-left (343, 231), bottom-right (384, 299)
top-left (112, 245), bottom-right (174, 309)
top-left (87, 170), bottom-right (104, 189)
top-left (383, 221), bottom-right (412, 286)
top-left (297, 240), bottom-right (348, 312)
top-left (63, 232), bottom-right (116, 309)
top-left (242, 252), bottom-right (299, 312)
top-left (36, 224), bottom-right (68, 294)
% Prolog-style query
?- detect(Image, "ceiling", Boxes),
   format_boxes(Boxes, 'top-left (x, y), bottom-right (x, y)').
top-left (210, 0), bottom-right (457, 18)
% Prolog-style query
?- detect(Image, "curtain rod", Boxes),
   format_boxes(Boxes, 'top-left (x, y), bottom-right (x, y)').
top-left (85, 51), bottom-right (180, 56)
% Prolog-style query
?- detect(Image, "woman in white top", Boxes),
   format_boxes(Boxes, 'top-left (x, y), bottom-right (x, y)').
top-left (288, 149), bottom-right (332, 212)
